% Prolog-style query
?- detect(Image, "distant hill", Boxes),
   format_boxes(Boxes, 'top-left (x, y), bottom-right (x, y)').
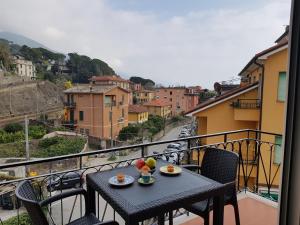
top-left (0, 31), bottom-right (49, 49)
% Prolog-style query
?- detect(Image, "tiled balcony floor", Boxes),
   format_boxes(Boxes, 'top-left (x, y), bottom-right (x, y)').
top-left (179, 195), bottom-right (278, 225)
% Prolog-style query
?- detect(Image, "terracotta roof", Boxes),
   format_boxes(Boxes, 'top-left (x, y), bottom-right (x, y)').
top-left (90, 75), bottom-right (130, 83)
top-left (143, 99), bottom-right (171, 107)
top-left (129, 105), bottom-right (148, 113)
top-left (64, 84), bottom-right (129, 94)
top-left (239, 40), bottom-right (288, 76)
top-left (185, 82), bottom-right (259, 115)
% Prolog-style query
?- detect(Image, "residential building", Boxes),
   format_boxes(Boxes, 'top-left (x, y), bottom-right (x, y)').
top-left (128, 105), bottom-right (148, 124)
top-left (186, 27), bottom-right (288, 190)
top-left (13, 55), bottom-right (36, 79)
top-left (133, 89), bottom-right (155, 104)
top-left (90, 75), bottom-right (130, 90)
top-left (143, 99), bottom-right (171, 118)
top-left (155, 87), bottom-right (199, 116)
top-left (63, 84), bottom-right (130, 143)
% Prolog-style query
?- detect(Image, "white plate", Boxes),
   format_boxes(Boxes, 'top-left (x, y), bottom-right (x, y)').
top-left (108, 175), bottom-right (134, 187)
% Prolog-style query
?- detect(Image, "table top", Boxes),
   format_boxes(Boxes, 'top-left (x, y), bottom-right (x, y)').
top-left (87, 161), bottom-right (225, 222)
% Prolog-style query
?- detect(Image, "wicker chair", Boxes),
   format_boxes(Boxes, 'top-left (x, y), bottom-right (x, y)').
top-left (16, 180), bottom-right (119, 225)
top-left (183, 148), bottom-right (240, 225)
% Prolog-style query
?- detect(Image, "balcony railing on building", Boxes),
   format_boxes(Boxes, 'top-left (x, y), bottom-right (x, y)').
top-left (64, 102), bottom-right (76, 108)
top-left (231, 99), bottom-right (261, 109)
top-left (0, 129), bottom-right (281, 225)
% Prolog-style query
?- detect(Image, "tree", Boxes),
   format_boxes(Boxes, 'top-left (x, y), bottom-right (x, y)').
top-left (129, 76), bottom-right (155, 88)
top-left (0, 43), bottom-right (14, 71)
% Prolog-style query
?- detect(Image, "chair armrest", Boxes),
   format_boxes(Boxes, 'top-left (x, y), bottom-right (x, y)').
top-left (40, 188), bottom-right (87, 207)
top-left (95, 221), bottom-right (119, 225)
top-left (181, 164), bottom-right (201, 173)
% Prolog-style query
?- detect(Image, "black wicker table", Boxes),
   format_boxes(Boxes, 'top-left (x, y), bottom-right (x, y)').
top-left (86, 161), bottom-right (227, 225)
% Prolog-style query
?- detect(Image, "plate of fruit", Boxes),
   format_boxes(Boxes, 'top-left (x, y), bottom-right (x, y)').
top-left (108, 173), bottom-right (134, 187)
top-left (160, 164), bottom-right (182, 175)
top-left (135, 157), bottom-right (157, 174)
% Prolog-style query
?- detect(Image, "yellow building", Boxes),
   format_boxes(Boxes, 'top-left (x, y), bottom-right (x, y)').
top-left (186, 28), bottom-right (288, 190)
top-left (133, 90), bottom-right (155, 104)
top-left (128, 105), bottom-right (149, 124)
top-left (143, 99), bottom-right (171, 118)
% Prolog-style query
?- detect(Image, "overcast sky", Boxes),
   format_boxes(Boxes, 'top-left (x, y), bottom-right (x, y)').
top-left (0, 0), bottom-right (291, 88)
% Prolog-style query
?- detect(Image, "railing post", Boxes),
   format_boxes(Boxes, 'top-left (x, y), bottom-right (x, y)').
top-left (141, 146), bottom-right (145, 158)
top-left (255, 131), bottom-right (260, 193)
top-left (187, 139), bottom-right (191, 164)
top-left (224, 134), bottom-right (227, 144)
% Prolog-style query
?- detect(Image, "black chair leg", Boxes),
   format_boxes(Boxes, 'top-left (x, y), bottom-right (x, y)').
top-left (203, 212), bottom-right (209, 225)
top-left (233, 202), bottom-right (240, 225)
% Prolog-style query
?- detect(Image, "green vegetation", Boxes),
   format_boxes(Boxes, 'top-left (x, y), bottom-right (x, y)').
top-left (2, 213), bottom-right (32, 225)
top-left (118, 115), bottom-right (165, 141)
top-left (199, 89), bottom-right (216, 102)
top-left (0, 38), bottom-right (116, 84)
top-left (34, 136), bottom-right (86, 157)
top-left (129, 76), bottom-right (155, 88)
top-left (4, 123), bottom-right (23, 133)
top-left (144, 115), bottom-right (165, 136)
top-left (118, 124), bottom-right (140, 141)
top-left (0, 43), bottom-right (15, 72)
top-left (0, 124), bottom-right (47, 144)
top-left (66, 53), bottom-right (115, 83)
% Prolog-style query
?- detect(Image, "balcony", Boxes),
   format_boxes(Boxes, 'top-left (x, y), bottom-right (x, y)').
top-left (0, 129), bottom-right (281, 225)
top-left (61, 119), bottom-right (78, 129)
top-left (64, 102), bottom-right (76, 108)
top-left (231, 99), bottom-right (260, 121)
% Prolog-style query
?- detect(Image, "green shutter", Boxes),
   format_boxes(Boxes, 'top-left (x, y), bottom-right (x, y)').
top-left (274, 136), bottom-right (282, 164)
top-left (277, 72), bottom-right (286, 101)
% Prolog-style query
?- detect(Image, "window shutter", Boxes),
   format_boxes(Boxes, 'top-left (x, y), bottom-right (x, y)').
top-left (277, 72), bottom-right (287, 101)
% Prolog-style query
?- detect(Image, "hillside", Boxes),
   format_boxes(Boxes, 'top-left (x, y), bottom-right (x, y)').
top-left (0, 80), bottom-right (64, 124)
top-left (0, 31), bottom-right (49, 49)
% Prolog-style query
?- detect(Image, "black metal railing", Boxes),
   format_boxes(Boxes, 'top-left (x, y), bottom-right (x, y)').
top-left (0, 129), bottom-right (281, 225)
top-left (231, 99), bottom-right (261, 109)
top-left (64, 102), bottom-right (76, 108)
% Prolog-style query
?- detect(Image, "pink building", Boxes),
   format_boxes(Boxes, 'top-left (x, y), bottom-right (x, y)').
top-left (155, 87), bottom-right (199, 116)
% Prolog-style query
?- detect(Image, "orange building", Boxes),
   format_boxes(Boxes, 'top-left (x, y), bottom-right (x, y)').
top-left (64, 85), bottom-right (129, 142)
top-left (155, 87), bottom-right (199, 116)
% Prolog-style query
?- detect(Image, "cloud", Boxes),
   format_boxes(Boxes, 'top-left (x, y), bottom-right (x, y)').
top-left (0, 0), bottom-right (291, 88)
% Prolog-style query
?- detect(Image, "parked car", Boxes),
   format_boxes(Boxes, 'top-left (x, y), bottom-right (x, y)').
top-left (161, 151), bottom-right (184, 164)
top-left (166, 143), bottom-right (182, 150)
top-left (47, 172), bottom-right (83, 192)
top-left (178, 132), bottom-right (190, 138)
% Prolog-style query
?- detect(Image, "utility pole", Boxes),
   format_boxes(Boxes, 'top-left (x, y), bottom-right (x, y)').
top-left (36, 82), bottom-right (39, 119)
top-left (25, 116), bottom-right (30, 175)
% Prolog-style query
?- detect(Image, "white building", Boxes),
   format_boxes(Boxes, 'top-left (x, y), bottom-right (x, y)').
top-left (13, 55), bottom-right (36, 79)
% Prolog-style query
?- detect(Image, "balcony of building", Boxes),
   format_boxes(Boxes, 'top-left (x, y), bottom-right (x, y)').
top-left (64, 102), bottom-right (76, 109)
top-left (231, 99), bottom-right (260, 121)
top-left (0, 129), bottom-right (281, 225)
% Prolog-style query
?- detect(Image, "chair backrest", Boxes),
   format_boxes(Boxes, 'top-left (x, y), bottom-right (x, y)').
top-left (201, 148), bottom-right (239, 185)
top-left (15, 181), bottom-right (49, 225)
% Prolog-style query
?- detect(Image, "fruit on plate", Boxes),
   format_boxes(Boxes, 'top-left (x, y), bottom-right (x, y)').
top-left (136, 159), bottom-right (145, 170)
top-left (141, 165), bottom-right (150, 173)
top-left (145, 157), bottom-right (156, 169)
top-left (167, 164), bottom-right (175, 173)
top-left (116, 173), bottom-right (125, 183)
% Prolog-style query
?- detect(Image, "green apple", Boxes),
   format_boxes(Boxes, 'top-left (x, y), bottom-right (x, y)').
top-left (145, 157), bottom-right (156, 169)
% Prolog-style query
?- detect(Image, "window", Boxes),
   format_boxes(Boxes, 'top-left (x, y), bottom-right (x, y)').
top-left (274, 136), bottom-right (282, 164)
top-left (79, 128), bottom-right (84, 134)
top-left (170, 91), bottom-right (172, 95)
top-left (277, 72), bottom-right (287, 101)
top-left (122, 95), bottom-right (125, 104)
top-left (85, 129), bottom-right (90, 135)
top-left (79, 111), bottom-right (84, 121)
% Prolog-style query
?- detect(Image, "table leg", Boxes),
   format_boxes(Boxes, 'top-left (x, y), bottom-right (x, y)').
top-left (213, 194), bottom-right (224, 225)
top-left (87, 183), bottom-right (96, 214)
top-left (169, 211), bottom-right (173, 225)
top-left (158, 214), bottom-right (165, 225)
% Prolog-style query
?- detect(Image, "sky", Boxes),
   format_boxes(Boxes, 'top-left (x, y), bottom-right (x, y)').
top-left (0, 0), bottom-right (291, 88)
